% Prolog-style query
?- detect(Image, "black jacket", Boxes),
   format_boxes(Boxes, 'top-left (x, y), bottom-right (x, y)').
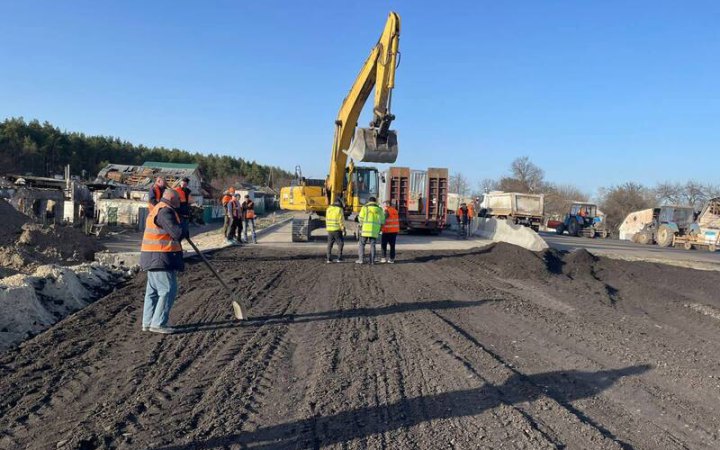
top-left (140, 200), bottom-right (186, 272)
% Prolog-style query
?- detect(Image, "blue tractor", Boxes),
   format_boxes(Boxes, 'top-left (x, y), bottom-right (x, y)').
top-left (555, 202), bottom-right (609, 238)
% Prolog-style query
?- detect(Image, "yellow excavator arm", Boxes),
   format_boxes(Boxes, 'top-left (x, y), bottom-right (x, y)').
top-left (327, 11), bottom-right (401, 203)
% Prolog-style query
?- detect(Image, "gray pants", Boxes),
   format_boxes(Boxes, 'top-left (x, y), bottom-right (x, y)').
top-left (327, 231), bottom-right (344, 261)
top-left (358, 236), bottom-right (377, 264)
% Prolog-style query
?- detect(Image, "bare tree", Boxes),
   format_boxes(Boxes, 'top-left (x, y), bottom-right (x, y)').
top-left (477, 178), bottom-right (498, 195)
top-left (683, 180), bottom-right (707, 209)
top-left (599, 182), bottom-right (655, 232)
top-left (449, 172), bottom-right (470, 197)
top-left (654, 181), bottom-right (683, 205)
top-left (510, 156), bottom-right (545, 193)
top-left (544, 183), bottom-right (589, 219)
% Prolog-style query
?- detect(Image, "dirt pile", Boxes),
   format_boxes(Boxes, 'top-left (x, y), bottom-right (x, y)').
top-left (0, 262), bottom-right (132, 351)
top-left (0, 200), bottom-right (104, 274)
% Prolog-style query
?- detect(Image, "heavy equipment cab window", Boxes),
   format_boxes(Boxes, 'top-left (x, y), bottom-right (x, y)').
top-left (354, 171), bottom-right (377, 195)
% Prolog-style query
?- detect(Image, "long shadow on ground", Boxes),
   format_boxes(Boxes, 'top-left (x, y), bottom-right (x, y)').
top-left (154, 364), bottom-right (651, 450)
top-left (172, 299), bottom-right (501, 334)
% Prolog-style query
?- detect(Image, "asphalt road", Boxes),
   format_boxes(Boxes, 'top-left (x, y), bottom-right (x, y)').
top-left (541, 231), bottom-right (720, 267)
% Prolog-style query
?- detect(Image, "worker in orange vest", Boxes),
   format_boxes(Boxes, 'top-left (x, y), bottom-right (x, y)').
top-left (381, 200), bottom-right (400, 263)
top-left (467, 201), bottom-right (475, 235)
top-left (241, 194), bottom-right (257, 244)
top-left (221, 187), bottom-right (235, 237)
top-left (174, 177), bottom-right (192, 237)
top-left (140, 189), bottom-right (187, 334)
top-left (456, 202), bottom-right (469, 239)
top-left (226, 193), bottom-right (243, 245)
top-left (148, 177), bottom-right (166, 208)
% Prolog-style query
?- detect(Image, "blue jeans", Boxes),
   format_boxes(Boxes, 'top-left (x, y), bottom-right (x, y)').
top-left (143, 270), bottom-right (178, 328)
top-left (243, 218), bottom-right (256, 242)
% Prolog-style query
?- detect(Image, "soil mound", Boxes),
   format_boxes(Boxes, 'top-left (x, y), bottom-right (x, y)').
top-left (0, 200), bottom-right (105, 274)
top-left (475, 242), bottom-right (549, 278)
top-left (562, 249), bottom-right (598, 280)
top-left (0, 200), bottom-right (30, 246)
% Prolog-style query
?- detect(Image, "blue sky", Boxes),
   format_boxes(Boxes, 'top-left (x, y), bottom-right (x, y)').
top-left (2, 1), bottom-right (719, 195)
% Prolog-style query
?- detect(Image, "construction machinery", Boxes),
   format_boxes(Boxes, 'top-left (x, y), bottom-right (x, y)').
top-left (478, 192), bottom-right (544, 232)
top-left (671, 197), bottom-right (720, 252)
top-left (555, 202), bottom-right (609, 238)
top-left (628, 206), bottom-right (695, 246)
top-left (379, 167), bottom-right (448, 233)
top-left (279, 12), bottom-right (401, 242)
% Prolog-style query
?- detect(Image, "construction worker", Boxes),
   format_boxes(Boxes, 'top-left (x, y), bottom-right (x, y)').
top-left (242, 194), bottom-right (257, 244)
top-left (357, 196), bottom-right (385, 265)
top-left (226, 192), bottom-right (243, 245)
top-left (148, 177), bottom-right (166, 208)
top-left (174, 177), bottom-right (192, 237)
top-left (380, 200), bottom-right (400, 263)
top-left (140, 189), bottom-right (187, 334)
top-left (467, 201), bottom-right (476, 236)
top-left (456, 202), bottom-right (469, 239)
top-left (221, 187), bottom-right (235, 237)
top-left (81, 200), bottom-right (95, 236)
top-left (326, 198), bottom-right (345, 263)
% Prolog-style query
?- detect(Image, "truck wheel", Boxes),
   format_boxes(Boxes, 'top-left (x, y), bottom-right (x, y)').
top-left (656, 225), bottom-right (674, 247)
top-left (636, 232), bottom-right (650, 245)
top-left (555, 224), bottom-right (565, 235)
top-left (683, 242), bottom-right (693, 250)
top-left (568, 219), bottom-right (580, 237)
top-left (709, 244), bottom-right (717, 253)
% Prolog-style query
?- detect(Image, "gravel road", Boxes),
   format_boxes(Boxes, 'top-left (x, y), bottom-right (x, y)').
top-left (2, 243), bottom-right (719, 449)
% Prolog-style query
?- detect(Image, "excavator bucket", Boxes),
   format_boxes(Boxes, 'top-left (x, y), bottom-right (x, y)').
top-left (345, 128), bottom-right (398, 163)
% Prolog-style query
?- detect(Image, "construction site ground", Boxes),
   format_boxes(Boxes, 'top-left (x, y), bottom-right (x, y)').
top-left (3, 234), bottom-right (720, 449)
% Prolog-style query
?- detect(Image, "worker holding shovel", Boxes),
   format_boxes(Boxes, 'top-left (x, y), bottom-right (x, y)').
top-left (140, 189), bottom-right (187, 334)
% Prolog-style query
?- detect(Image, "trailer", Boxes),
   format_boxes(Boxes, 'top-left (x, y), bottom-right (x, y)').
top-left (380, 167), bottom-right (448, 233)
top-left (479, 192), bottom-right (544, 231)
top-left (672, 197), bottom-right (720, 252)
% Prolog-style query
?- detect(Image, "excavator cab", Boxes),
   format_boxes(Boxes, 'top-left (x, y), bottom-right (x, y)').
top-left (345, 128), bottom-right (398, 164)
top-left (345, 166), bottom-right (379, 213)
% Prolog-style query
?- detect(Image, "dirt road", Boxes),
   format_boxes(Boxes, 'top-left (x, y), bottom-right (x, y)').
top-left (2, 243), bottom-right (720, 449)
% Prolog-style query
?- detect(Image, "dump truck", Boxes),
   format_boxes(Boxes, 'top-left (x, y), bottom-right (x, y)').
top-left (672, 197), bottom-right (720, 252)
top-left (379, 167), bottom-right (448, 233)
top-left (479, 192), bottom-right (544, 231)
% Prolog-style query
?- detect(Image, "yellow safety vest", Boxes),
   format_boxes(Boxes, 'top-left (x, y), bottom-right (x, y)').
top-left (359, 202), bottom-right (385, 238)
top-left (326, 205), bottom-right (344, 232)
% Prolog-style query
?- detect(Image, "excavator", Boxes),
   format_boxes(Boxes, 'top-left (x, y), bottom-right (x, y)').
top-left (280, 12), bottom-right (401, 242)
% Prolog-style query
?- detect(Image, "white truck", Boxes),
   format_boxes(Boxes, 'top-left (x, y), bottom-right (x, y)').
top-left (479, 192), bottom-right (544, 231)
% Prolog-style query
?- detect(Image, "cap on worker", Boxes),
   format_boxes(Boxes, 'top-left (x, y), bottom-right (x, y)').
top-left (162, 188), bottom-right (180, 207)
top-left (244, 194), bottom-right (250, 199)
top-left (368, 196), bottom-right (377, 203)
top-left (234, 193), bottom-right (241, 197)
top-left (181, 177), bottom-right (190, 183)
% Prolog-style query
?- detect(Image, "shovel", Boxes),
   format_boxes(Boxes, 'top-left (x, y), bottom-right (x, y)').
top-left (185, 237), bottom-right (247, 320)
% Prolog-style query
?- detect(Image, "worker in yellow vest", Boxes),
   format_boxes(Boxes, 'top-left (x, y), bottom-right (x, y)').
top-left (325, 198), bottom-right (345, 263)
top-left (140, 189), bottom-right (187, 334)
top-left (381, 200), bottom-right (400, 263)
top-left (357, 196), bottom-right (385, 265)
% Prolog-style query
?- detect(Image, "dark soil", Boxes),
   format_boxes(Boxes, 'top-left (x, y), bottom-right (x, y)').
top-left (1, 244), bottom-right (719, 449)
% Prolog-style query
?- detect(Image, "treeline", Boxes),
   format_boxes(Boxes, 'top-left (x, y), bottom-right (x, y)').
top-left (453, 156), bottom-right (720, 232)
top-left (0, 117), bottom-right (293, 187)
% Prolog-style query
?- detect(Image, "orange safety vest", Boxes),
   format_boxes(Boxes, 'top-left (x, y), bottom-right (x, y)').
top-left (228, 199), bottom-right (241, 218)
top-left (457, 207), bottom-right (467, 218)
top-left (382, 207), bottom-right (400, 233)
top-left (141, 203), bottom-right (182, 253)
top-left (245, 200), bottom-right (256, 219)
top-left (175, 187), bottom-right (191, 204)
top-left (468, 204), bottom-right (475, 218)
top-left (221, 194), bottom-right (232, 206)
